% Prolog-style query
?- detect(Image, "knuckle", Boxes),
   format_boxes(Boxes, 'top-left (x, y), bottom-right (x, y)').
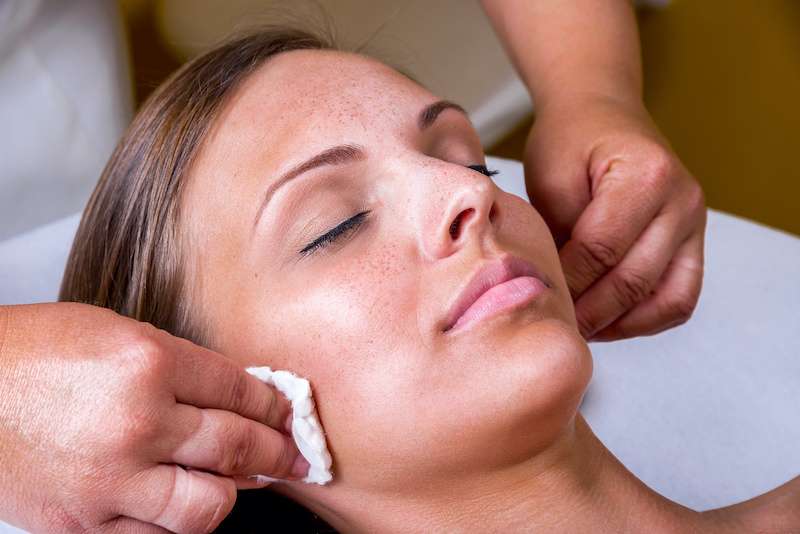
top-left (198, 482), bottom-right (236, 533)
top-left (223, 425), bottom-right (257, 474)
top-left (271, 437), bottom-right (296, 478)
top-left (226, 370), bottom-right (252, 415)
top-left (663, 293), bottom-right (697, 324)
top-left (262, 386), bottom-right (278, 424)
top-left (130, 332), bottom-right (162, 369)
top-left (612, 269), bottom-right (653, 307)
top-left (643, 148), bottom-right (673, 188)
top-left (578, 237), bottom-right (623, 274)
top-left (167, 470), bottom-right (235, 534)
top-left (575, 310), bottom-right (599, 339)
top-left (123, 325), bottom-right (169, 383)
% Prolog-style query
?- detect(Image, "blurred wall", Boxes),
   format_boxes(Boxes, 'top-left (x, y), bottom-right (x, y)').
top-left (121, 0), bottom-right (800, 236)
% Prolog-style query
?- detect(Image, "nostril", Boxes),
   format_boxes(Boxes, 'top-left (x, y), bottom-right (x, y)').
top-left (449, 208), bottom-right (475, 240)
top-left (488, 203), bottom-right (497, 223)
top-left (448, 215), bottom-right (461, 240)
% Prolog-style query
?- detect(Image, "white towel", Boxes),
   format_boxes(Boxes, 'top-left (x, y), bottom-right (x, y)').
top-left (246, 366), bottom-right (333, 485)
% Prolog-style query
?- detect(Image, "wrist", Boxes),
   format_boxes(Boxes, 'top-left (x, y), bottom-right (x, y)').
top-left (533, 85), bottom-right (645, 117)
top-left (532, 90), bottom-right (656, 138)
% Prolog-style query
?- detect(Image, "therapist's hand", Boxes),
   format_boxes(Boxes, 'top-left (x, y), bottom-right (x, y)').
top-left (524, 95), bottom-right (706, 341)
top-left (0, 303), bottom-right (307, 534)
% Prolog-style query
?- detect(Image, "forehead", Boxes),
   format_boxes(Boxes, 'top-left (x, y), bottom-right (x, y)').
top-left (183, 48), bottom-right (447, 267)
top-left (211, 49), bottom-right (434, 155)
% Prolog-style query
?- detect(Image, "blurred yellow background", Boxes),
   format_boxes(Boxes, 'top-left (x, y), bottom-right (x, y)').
top-left (491, 1), bottom-right (800, 237)
top-left (121, 0), bottom-right (800, 236)
top-left (642, 1), bottom-right (799, 237)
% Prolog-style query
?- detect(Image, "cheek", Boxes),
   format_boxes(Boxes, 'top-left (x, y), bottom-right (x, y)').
top-left (216, 193), bottom-right (587, 493)
top-left (235, 248), bottom-right (433, 482)
top-left (498, 194), bottom-right (576, 323)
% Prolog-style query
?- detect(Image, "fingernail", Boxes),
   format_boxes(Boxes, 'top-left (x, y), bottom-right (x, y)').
top-left (291, 455), bottom-right (310, 479)
top-left (248, 474), bottom-right (279, 487)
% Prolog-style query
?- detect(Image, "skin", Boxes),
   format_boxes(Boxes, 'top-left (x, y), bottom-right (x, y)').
top-left (0, 303), bottom-right (307, 533)
top-left (185, 48), bottom-right (590, 497)
top-left (181, 50), bottom-right (797, 532)
top-left (481, 0), bottom-right (707, 341)
top-left (0, 3), bottom-right (762, 532)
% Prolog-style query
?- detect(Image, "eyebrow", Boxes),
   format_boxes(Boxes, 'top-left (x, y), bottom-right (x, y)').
top-left (418, 100), bottom-right (467, 130)
top-left (252, 99), bottom-right (468, 229)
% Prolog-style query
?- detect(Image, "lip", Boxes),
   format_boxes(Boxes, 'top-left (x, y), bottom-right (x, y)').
top-left (442, 254), bottom-right (550, 334)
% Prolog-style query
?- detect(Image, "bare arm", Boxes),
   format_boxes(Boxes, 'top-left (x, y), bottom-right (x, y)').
top-left (480, 0), bottom-right (642, 110)
top-left (479, 0), bottom-right (706, 342)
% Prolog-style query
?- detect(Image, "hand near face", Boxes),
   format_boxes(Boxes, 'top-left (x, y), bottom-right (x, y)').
top-left (0, 303), bottom-right (307, 533)
top-left (523, 96), bottom-right (706, 341)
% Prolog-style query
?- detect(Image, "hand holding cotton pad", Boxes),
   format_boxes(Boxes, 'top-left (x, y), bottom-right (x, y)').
top-left (246, 366), bottom-right (333, 485)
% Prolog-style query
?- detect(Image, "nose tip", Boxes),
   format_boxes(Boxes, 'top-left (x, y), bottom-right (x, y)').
top-left (448, 202), bottom-right (498, 243)
top-left (424, 169), bottom-right (500, 261)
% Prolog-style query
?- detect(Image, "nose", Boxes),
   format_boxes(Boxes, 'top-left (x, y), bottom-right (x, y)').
top-left (426, 174), bottom-right (500, 260)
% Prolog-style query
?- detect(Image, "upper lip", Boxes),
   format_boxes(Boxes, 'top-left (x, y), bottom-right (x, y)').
top-left (442, 254), bottom-right (546, 332)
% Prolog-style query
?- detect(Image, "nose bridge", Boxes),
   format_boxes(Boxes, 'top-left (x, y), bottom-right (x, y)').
top-left (420, 167), bottom-right (499, 261)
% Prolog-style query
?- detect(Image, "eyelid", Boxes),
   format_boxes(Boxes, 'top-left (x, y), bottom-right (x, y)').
top-left (299, 209), bottom-right (370, 257)
top-left (293, 160), bottom-right (492, 259)
top-left (467, 164), bottom-right (499, 177)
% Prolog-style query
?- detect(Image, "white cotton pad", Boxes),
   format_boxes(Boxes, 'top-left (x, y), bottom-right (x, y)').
top-left (245, 366), bottom-right (333, 485)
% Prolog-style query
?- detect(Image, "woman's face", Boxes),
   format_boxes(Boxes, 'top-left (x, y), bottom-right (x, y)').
top-left (183, 49), bottom-right (592, 501)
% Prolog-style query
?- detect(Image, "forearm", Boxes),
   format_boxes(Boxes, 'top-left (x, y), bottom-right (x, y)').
top-left (480, 0), bottom-right (642, 110)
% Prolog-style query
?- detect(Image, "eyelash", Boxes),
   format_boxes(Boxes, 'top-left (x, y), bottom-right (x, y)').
top-left (299, 210), bottom-right (371, 257)
top-left (298, 163), bottom-right (498, 257)
top-left (467, 164), bottom-right (499, 177)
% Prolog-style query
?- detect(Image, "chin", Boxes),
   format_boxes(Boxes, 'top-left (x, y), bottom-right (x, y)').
top-left (478, 315), bottom-right (592, 461)
top-left (313, 313), bottom-right (591, 491)
top-left (427, 314), bottom-right (592, 472)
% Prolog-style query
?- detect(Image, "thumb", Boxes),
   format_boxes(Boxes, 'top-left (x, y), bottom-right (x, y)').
top-left (523, 128), bottom-right (592, 247)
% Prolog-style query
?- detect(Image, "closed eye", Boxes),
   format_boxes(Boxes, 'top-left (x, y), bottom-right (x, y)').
top-left (299, 210), bottom-right (370, 257)
top-left (297, 164), bottom-right (497, 258)
top-left (467, 164), bottom-right (499, 177)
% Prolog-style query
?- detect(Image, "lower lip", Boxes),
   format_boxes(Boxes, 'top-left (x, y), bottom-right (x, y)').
top-left (447, 276), bottom-right (547, 333)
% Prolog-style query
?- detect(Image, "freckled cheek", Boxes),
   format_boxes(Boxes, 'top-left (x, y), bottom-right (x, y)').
top-left (271, 283), bottom-right (423, 457)
top-left (271, 260), bottom-right (406, 351)
top-left (279, 266), bottom-right (422, 396)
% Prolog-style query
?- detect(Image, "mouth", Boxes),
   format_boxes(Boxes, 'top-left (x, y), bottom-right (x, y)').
top-left (442, 254), bottom-right (551, 334)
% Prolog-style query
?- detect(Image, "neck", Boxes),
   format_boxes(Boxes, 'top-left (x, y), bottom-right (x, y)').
top-left (315, 415), bottom-right (711, 533)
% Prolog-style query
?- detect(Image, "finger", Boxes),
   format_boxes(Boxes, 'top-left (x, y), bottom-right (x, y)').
top-left (165, 335), bottom-right (291, 430)
top-left (115, 465), bottom-right (236, 533)
top-left (99, 516), bottom-right (170, 534)
top-left (573, 209), bottom-right (692, 338)
top-left (234, 474), bottom-right (276, 490)
top-left (558, 164), bottom-right (665, 300)
top-left (524, 135), bottom-right (591, 246)
top-left (168, 403), bottom-right (308, 480)
top-left (591, 229), bottom-right (705, 341)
